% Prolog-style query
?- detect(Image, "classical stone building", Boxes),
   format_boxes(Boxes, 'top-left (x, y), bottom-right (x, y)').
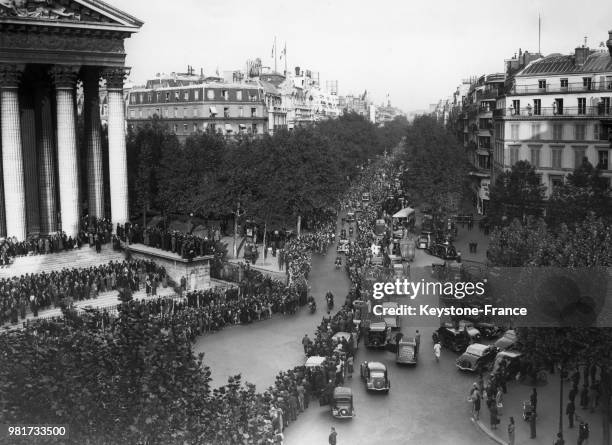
top-left (0, 0), bottom-right (142, 240)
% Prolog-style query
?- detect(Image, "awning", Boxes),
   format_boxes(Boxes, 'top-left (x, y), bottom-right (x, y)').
top-left (209, 106), bottom-right (217, 114)
top-left (225, 123), bottom-right (233, 131)
top-left (239, 123), bottom-right (246, 129)
top-left (392, 207), bottom-right (415, 218)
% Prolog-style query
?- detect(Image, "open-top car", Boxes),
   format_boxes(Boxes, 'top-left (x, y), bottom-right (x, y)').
top-left (337, 239), bottom-right (349, 254)
top-left (417, 233), bottom-right (431, 249)
top-left (360, 361), bottom-right (390, 393)
top-left (427, 242), bottom-right (457, 260)
top-left (346, 212), bottom-right (356, 223)
top-left (331, 387), bottom-right (355, 419)
top-left (494, 329), bottom-right (517, 350)
top-left (455, 343), bottom-right (498, 372)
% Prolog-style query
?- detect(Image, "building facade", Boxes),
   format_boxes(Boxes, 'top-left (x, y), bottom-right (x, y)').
top-left (0, 0), bottom-right (141, 240)
top-left (494, 38), bottom-right (612, 196)
top-left (127, 82), bottom-right (267, 139)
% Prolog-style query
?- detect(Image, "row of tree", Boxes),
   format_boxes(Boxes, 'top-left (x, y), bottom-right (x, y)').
top-left (127, 113), bottom-right (409, 230)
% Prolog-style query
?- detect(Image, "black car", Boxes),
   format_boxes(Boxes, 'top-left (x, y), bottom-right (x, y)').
top-left (435, 326), bottom-right (470, 353)
top-left (456, 344), bottom-right (498, 372)
top-left (427, 242), bottom-right (457, 260)
top-left (475, 322), bottom-right (504, 339)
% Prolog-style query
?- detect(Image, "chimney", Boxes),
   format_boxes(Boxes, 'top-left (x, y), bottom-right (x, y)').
top-left (575, 46), bottom-right (590, 66)
top-left (607, 30), bottom-right (612, 56)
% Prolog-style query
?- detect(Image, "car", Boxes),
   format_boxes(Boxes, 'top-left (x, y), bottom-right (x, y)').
top-left (331, 387), bottom-right (355, 419)
top-left (490, 350), bottom-right (523, 380)
top-left (494, 329), bottom-right (517, 350)
top-left (455, 343), bottom-right (498, 372)
top-left (456, 320), bottom-right (481, 343)
top-left (396, 337), bottom-right (418, 365)
top-left (435, 326), bottom-right (471, 353)
top-left (337, 240), bottom-right (349, 254)
top-left (362, 192), bottom-right (370, 203)
top-left (346, 212), bottom-right (356, 223)
top-left (475, 322), bottom-right (504, 339)
top-left (360, 361), bottom-right (390, 392)
top-left (427, 242), bottom-right (457, 260)
top-left (381, 302), bottom-right (401, 330)
top-left (417, 234), bottom-right (430, 249)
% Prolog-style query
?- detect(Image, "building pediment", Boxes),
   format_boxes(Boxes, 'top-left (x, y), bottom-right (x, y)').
top-left (0, 0), bottom-right (142, 32)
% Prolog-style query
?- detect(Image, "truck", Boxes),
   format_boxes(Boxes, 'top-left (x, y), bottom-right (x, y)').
top-left (361, 315), bottom-right (390, 349)
top-left (396, 337), bottom-right (418, 365)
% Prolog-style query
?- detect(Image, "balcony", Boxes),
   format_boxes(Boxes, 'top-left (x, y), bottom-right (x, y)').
top-left (495, 106), bottom-right (612, 118)
top-left (509, 82), bottom-right (612, 95)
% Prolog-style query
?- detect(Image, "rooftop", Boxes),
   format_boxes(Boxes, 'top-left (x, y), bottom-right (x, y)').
top-left (517, 50), bottom-right (612, 76)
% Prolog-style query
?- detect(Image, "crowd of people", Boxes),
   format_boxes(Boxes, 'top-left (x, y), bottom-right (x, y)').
top-left (0, 259), bottom-right (167, 325)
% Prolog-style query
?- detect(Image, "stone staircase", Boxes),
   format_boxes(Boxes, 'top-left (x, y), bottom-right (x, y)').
top-left (0, 245), bottom-right (125, 279)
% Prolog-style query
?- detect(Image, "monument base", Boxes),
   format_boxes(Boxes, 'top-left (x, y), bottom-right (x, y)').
top-left (127, 244), bottom-right (213, 291)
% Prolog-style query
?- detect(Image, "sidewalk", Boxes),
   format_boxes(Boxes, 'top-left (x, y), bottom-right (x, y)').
top-left (471, 373), bottom-right (602, 445)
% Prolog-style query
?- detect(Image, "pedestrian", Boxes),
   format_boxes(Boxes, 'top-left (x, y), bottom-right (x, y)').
top-left (328, 426), bottom-right (337, 445)
top-left (566, 399), bottom-right (575, 428)
top-left (554, 432), bottom-right (565, 445)
top-left (415, 329), bottom-right (421, 354)
top-left (580, 384), bottom-right (589, 409)
top-left (529, 408), bottom-right (537, 438)
top-left (302, 334), bottom-right (311, 354)
top-left (578, 420), bottom-right (589, 445)
top-left (489, 402), bottom-right (499, 430)
top-left (507, 417), bottom-right (515, 445)
top-left (473, 389), bottom-right (481, 420)
top-left (530, 388), bottom-right (538, 415)
top-left (495, 386), bottom-right (503, 415)
top-left (569, 384), bottom-right (578, 404)
top-left (433, 341), bottom-right (441, 362)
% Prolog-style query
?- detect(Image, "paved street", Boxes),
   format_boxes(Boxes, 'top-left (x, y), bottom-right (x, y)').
top-left (194, 222), bottom-right (489, 444)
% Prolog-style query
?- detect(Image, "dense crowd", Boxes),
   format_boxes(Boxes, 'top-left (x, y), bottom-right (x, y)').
top-left (118, 224), bottom-right (219, 259)
top-left (0, 259), bottom-right (167, 325)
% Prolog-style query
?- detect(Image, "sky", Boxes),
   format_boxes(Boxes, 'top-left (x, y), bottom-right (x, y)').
top-left (111, 0), bottom-right (612, 113)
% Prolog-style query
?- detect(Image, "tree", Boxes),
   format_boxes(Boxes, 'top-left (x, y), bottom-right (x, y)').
top-left (488, 160), bottom-right (546, 227)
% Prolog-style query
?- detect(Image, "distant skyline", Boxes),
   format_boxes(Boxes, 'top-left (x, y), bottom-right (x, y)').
top-left (111, 0), bottom-right (612, 112)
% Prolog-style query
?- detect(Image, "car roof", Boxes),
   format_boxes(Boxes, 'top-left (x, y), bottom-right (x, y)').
top-left (333, 387), bottom-right (352, 397)
top-left (465, 343), bottom-right (490, 355)
top-left (498, 350), bottom-right (522, 359)
top-left (366, 361), bottom-right (386, 371)
top-left (332, 332), bottom-right (351, 340)
top-left (305, 356), bottom-right (326, 367)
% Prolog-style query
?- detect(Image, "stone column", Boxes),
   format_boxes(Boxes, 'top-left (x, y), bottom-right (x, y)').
top-left (102, 67), bottom-right (129, 228)
top-left (50, 65), bottom-right (80, 238)
top-left (0, 64), bottom-right (26, 240)
top-left (82, 68), bottom-right (104, 219)
top-left (20, 93), bottom-right (41, 235)
top-left (34, 82), bottom-right (58, 234)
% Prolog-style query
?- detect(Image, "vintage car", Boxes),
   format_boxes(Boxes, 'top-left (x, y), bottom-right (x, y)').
top-left (455, 343), bottom-right (498, 372)
top-left (436, 326), bottom-right (471, 353)
top-left (332, 332), bottom-right (356, 354)
top-left (417, 233), bottom-right (431, 249)
top-left (494, 329), bottom-right (517, 351)
top-left (400, 239), bottom-right (416, 261)
top-left (362, 192), bottom-right (370, 203)
top-left (490, 350), bottom-right (523, 380)
top-left (375, 219), bottom-right (387, 236)
top-left (305, 355), bottom-right (327, 369)
top-left (346, 212), bottom-right (356, 223)
top-left (337, 239), bottom-right (350, 254)
top-left (475, 322), bottom-right (504, 339)
top-left (331, 387), bottom-right (355, 419)
top-left (396, 337), bottom-right (418, 365)
top-left (381, 302), bottom-right (401, 330)
top-left (362, 316), bottom-right (390, 349)
top-left (456, 320), bottom-right (481, 343)
top-left (360, 361), bottom-right (390, 392)
top-left (427, 242), bottom-right (457, 260)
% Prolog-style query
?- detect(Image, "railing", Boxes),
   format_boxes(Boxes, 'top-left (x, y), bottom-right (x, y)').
top-left (510, 82), bottom-right (612, 95)
top-left (494, 106), bottom-right (612, 117)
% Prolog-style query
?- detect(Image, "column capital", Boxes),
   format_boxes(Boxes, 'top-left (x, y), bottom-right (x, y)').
top-left (0, 64), bottom-right (25, 88)
top-left (102, 67), bottom-right (130, 91)
top-left (50, 65), bottom-right (80, 90)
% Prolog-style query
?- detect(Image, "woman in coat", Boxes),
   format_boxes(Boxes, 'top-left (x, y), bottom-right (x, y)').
top-left (490, 402), bottom-right (499, 429)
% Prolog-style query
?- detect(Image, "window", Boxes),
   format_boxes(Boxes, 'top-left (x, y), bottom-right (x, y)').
top-left (599, 97), bottom-right (611, 115)
top-left (236, 91), bottom-right (243, 101)
top-left (574, 149), bottom-right (586, 168)
top-left (554, 98), bottom-right (563, 115)
top-left (531, 124), bottom-right (541, 140)
top-left (207, 89), bottom-right (215, 100)
top-left (139, 109), bottom-right (143, 118)
top-left (183, 123), bottom-right (188, 131)
top-left (147, 93), bottom-right (152, 102)
top-left (251, 123), bottom-right (257, 133)
top-left (129, 109), bottom-right (135, 118)
top-left (224, 107), bottom-right (230, 118)
top-left (530, 147), bottom-right (541, 167)
top-left (208, 123), bottom-right (216, 133)
top-left (193, 108), bottom-right (198, 117)
top-left (560, 78), bottom-right (568, 88)
top-left (533, 99), bottom-right (541, 116)
top-left (512, 99), bottom-right (520, 115)
top-left (510, 147), bottom-right (519, 165)
top-left (193, 123), bottom-right (198, 132)
top-left (184, 107), bottom-right (188, 118)
top-left (251, 107), bottom-right (257, 117)
top-left (577, 98), bottom-right (586, 115)
top-left (173, 124), bottom-right (178, 133)
top-left (598, 150), bottom-right (610, 170)
top-left (239, 107), bottom-right (244, 117)
top-left (165, 92), bottom-right (170, 102)
top-left (575, 124), bottom-right (586, 141)
top-left (594, 123), bottom-right (601, 140)
top-left (130, 94), bottom-right (136, 104)
top-left (552, 124), bottom-right (563, 140)
top-left (174, 107), bottom-right (178, 118)
top-left (184, 92), bottom-right (189, 101)
top-left (510, 124), bottom-right (519, 140)
top-left (551, 148), bottom-right (563, 169)
top-left (222, 89), bottom-right (229, 100)
top-left (538, 79), bottom-right (547, 89)
top-left (583, 77), bottom-right (592, 90)
top-left (155, 108), bottom-right (160, 116)
top-left (175, 91), bottom-right (180, 100)
top-left (550, 175), bottom-right (564, 193)
top-left (194, 90), bottom-right (200, 100)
